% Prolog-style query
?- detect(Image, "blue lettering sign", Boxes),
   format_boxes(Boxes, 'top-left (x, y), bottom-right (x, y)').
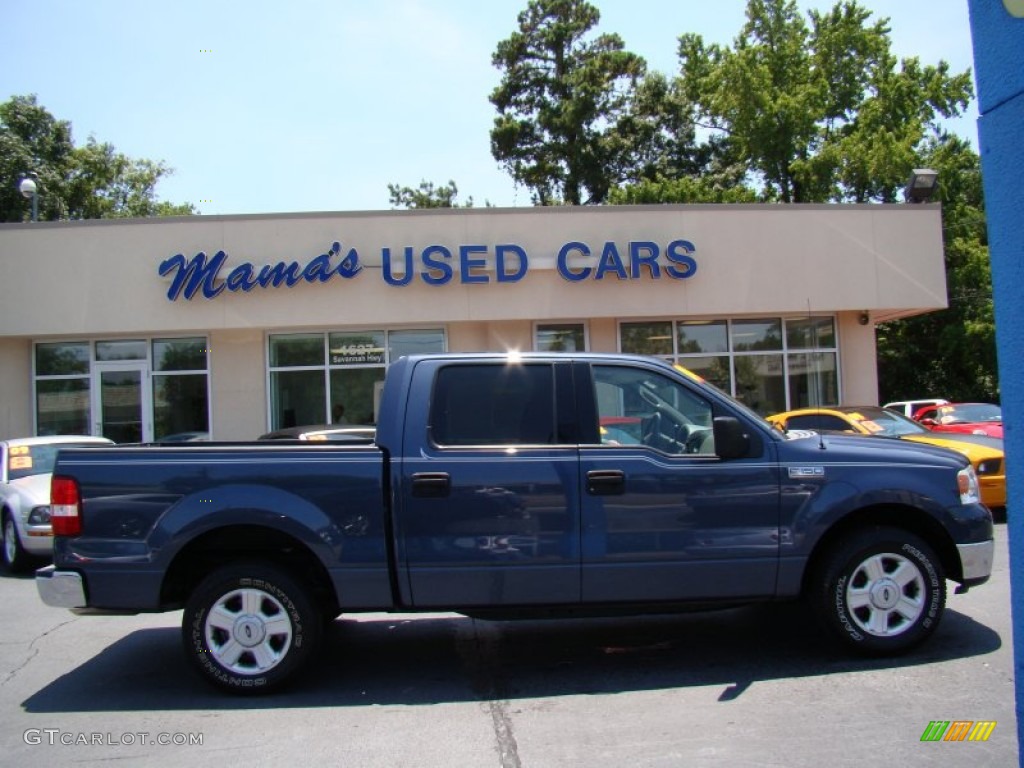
top-left (382, 247), bottom-right (415, 286)
top-left (665, 240), bottom-right (698, 279)
top-left (496, 244), bottom-right (528, 282)
top-left (557, 242), bottom-right (591, 281)
top-left (160, 237), bottom-right (697, 299)
top-left (160, 242), bottom-right (361, 301)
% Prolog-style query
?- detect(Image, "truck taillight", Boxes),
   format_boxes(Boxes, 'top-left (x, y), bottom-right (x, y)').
top-left (50, 475), bottom-right (82, 536)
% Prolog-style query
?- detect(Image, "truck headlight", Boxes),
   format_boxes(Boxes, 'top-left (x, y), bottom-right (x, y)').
top-left (958, 467), bottom-right (981, 505)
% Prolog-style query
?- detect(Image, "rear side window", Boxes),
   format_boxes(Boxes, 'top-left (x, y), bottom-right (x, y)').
top-left (430, 364), bottom-right (555, 446)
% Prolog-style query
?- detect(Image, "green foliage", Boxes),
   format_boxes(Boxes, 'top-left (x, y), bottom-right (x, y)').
top-left (677, 0), bottom-right (973, 203)
top-left (387, 179), bottom-right (478, 209)
top-left (877, 135), bottom-right (997, 403)
top-left (0, 94), bottom-right (194, 222)
top-left (489, 0), bottom-right (647, 205)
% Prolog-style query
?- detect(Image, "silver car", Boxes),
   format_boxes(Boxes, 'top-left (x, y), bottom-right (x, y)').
top-left (1, 436), bottom-right (113, 572)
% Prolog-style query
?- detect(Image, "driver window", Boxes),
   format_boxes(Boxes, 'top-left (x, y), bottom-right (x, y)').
top-left (593, 365), bottom-right (715, 455)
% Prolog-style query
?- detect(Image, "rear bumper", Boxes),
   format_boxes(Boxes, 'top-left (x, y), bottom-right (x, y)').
top-left (35, 565), bottom-right (86, 608)
top-left (957, 539), bottom-right (995, 586)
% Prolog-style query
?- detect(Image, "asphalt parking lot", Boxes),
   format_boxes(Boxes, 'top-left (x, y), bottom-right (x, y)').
top-left (0, 524), bottom-right (1018, 768)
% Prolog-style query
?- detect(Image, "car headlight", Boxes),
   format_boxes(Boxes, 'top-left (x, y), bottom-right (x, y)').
top-left (958, 467), bottom-right (981, 505)
top-left (976, 459), bottom-right (1002, 476)
top-left (27, 505), bottom-right (52, 525)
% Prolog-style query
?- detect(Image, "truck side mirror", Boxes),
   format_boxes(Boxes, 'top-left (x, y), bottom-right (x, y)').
top-left (713, 416), bottom-right (754, 459)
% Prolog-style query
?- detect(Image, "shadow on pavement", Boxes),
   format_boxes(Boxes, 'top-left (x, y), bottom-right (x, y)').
top-left (22, 600), bottom-right (1001, 713)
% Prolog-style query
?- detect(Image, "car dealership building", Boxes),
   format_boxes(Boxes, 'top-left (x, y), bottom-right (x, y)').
top-left (0, 203), bottom-right (947, 442)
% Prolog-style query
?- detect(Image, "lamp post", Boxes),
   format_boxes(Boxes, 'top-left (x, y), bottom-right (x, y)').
top-left (18, 172), bottom-right (39, 222)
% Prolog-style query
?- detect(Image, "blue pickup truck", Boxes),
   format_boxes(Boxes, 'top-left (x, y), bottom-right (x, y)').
top-left (36, 353), bottom-right (994, 693)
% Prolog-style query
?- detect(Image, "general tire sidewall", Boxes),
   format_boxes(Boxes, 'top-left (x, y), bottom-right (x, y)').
top-left (183, 564), bottom-right (321, 694)
top-left (821, 530), bottom-right (945, 655)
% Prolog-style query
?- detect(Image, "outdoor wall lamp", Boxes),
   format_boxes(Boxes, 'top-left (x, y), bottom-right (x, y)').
top-left (904, 168), bottom-right (939, 203)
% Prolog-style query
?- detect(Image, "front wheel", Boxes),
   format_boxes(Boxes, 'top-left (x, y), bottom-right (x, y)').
top-left (2, 513), bottom-right (31, 573)
top-left (812, 527), bottom-right (946, 655)
top-left (183, 562), bottom-right (322, 694)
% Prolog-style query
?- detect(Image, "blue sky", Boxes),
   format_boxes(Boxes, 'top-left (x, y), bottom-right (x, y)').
top-left (1, 0), bottom-right (977, 215)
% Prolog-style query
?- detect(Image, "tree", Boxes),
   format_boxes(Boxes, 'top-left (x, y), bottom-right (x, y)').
top-left (676, 0), bottom-right (973, 202)
top-left (387, 179), bottom-right (476, 209)
top-left (876, 135), bottom-right (997, 403)
top-left (0, 94), bottom-right (194, 222)
top-left (489, 0), bottom-right (646, 205)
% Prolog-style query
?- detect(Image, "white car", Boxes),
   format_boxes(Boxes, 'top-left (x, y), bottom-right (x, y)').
top-left (883, 398), bottom-right (950, 418)
top-left (1, 435), bottom-right (113, 572)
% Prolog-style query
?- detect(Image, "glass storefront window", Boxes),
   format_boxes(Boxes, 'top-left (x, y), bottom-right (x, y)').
top-left (36, 342), bottom-right (89, 376)
top-left (269, 329), bottom-right (446, 429)
top-left (329, 331), bottom-right (385, 366)
top-left (620, 321), bottom-right (673, 356)
top-left (536, 324), bottom-right (586, 352)
top-left (271, 369), bottom-right (326, 429)
top-left (96, 339), bottom-right (147, 361)
top-left (154, 338), bottom-right (208, 371)
top-left (330, 368), bottom-right (385, 425)
top-left (618, 316), bottom-right (840, 415)
top-left (269, 334), bottom-right (325, 367)
top-left (388, 329), bottom-right (445, 359)
top-left (677, 355), bottom-right (732, 394)
top-left (677, 320), bottom-right (728, 354)
top-left (154, 374), bottom-right (210, 440)
top-left (734, 354), bottom-right (786, 414)
top-left (36, 379), bottom-right (90, 435)
top-left (786, 317), bottom-right (836, 349)
top-left (731, 319), bottom-right (783, 351)
top-left (787, 352), bottom-right (839, 409)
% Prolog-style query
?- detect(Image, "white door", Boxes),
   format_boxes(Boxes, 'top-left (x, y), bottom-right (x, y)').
top-left (92, 362), bottom-right (153, 443)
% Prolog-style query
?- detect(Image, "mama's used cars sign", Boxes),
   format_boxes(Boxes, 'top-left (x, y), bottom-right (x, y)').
top-left (158, 239), bottom-right (698, 301)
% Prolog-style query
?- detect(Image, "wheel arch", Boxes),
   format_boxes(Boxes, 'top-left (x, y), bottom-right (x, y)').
top-left (160, 524), bottom-right (339, 618)
top-left (801, 504), bottom-right (962, 596)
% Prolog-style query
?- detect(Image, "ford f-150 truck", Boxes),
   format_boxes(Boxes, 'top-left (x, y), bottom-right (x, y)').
top-left (36, 353), bottom-right (994, 693)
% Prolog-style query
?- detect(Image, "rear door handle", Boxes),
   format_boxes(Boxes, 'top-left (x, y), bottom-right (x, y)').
top-left (586, 469), bottom-right (625, 495)
top-left (411, 472), bottom-right (451, 498)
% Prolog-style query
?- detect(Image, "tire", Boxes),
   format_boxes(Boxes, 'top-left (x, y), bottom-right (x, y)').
top-left (812, 526), bottom-right (946, 655)
top-left (2, 512), bottom-right (31, 574)
top-left (182, 562), bottom-right (322, 694)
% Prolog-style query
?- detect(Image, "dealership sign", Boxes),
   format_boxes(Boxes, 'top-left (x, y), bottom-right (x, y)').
top-left (158, 239), bottom-right (698, 301)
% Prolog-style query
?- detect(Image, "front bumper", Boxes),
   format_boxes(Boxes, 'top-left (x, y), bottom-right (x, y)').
top-left (35, 565), bottom-right (86, 609)
top-left (957, 539), bottom-right (995, 586)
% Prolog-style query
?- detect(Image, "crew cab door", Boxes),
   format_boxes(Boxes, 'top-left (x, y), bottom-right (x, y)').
top-left (396, 360), bottom-right (581, 607)
top-left (577, 361), bottom-right (781, 602)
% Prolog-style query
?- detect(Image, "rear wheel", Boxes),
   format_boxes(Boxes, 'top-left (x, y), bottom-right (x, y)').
top-left (183, 562), bottom-right (322, 694)
top-left (2, 513), bottom-right (31, 573)
top-left (812, 527), bottom-right (945, 655)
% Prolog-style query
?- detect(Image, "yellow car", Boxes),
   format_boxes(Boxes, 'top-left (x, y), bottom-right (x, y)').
top-left (766, 406), bottom-right (1006, 510)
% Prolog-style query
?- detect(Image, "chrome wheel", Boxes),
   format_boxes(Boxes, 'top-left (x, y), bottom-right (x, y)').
top-left (204, 587), bottom-right (293, 675)
top-left (845, 551), bottom-right (925, 637)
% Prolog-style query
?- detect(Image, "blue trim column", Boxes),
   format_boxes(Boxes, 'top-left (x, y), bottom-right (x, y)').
top-left (968, 2), bottom-right (1024, 762)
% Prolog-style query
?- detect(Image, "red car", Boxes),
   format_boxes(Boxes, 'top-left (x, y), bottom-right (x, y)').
top-left (913, 402), bottom-right (1003, 438)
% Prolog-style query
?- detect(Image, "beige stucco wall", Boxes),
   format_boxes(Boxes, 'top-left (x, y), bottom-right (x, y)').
top-left (0, 338), bottom-right (31, 440)
top-left (0, 204), bottom-right (947, 438)
top-left (0, 204), bottom-right (946, 338)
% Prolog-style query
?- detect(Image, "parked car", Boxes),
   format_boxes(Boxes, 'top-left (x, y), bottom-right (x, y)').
top-left (1, 435), bottom-right (113, 572)
top-left (766, 406), bottom-right (1006, 510)
top-left (883, 398), bottom-right (949, 418)
top-left (913, 402), bottom-right (1003, 438)
top-left (258, 424), bottom-right (376, 444)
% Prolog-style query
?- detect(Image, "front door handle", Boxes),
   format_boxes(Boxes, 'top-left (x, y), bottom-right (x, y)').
top-left (587, 469), bottom-right (625, 495)
top-left (411, 472), bottom-right (451, 498)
